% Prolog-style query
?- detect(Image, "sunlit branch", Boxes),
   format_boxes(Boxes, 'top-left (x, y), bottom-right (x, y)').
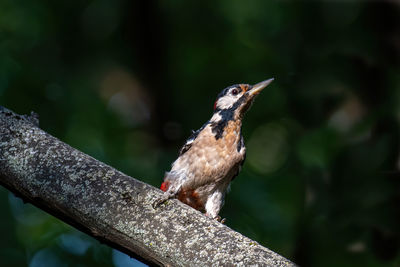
top-left (0, 106), bottom-right (295, 267)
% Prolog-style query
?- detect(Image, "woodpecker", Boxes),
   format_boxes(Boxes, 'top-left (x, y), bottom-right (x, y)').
top-left (154, 78), bottom-right (274, 220)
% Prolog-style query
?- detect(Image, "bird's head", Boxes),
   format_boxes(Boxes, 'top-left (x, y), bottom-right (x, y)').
top-left (213, 78), bottom-right (274, 120)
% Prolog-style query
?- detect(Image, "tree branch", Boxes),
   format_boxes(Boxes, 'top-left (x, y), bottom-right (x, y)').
top-left (0, 106), bottom-right (295, 267)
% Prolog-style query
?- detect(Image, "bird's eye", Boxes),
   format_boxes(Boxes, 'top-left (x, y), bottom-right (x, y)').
top-left (231, 89), bottom-right (239, 95)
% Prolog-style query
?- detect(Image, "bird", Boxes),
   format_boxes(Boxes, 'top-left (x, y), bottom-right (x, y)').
top-left (153, 78), bottom-right (274, 220)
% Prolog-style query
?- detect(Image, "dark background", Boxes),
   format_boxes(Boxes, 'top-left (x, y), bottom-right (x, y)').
top-left (1, 0), bottom-right (400, 266)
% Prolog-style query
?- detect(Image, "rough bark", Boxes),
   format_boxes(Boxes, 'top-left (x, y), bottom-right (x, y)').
top-left (0, 106), bottom-right (295, 267)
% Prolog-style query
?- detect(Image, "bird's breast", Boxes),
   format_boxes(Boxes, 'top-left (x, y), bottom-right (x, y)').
top-left (171, 120), bottom-right (245, 187)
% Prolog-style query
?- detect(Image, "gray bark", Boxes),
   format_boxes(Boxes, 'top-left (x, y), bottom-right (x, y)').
top-left (0, 106), bottom-right (295, 267)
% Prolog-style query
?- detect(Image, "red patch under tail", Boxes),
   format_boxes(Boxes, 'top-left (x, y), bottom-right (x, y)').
top-left (160, 181), bottom-right (170, 192)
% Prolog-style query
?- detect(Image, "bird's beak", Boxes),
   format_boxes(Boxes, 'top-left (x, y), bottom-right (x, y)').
top-left (248, 78), bottom-right (274, 96)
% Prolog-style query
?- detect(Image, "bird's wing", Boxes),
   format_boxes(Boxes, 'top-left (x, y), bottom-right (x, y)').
top-left (231, 135), bottom-right (246, 182)
top-left (231, 152), bottom-right (246, 181)
top-left (178, 121), bottom-right (209, 156)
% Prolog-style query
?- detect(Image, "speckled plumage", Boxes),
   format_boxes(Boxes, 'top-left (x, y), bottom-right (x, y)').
top-left (156, 79), bottom-right (274, 219)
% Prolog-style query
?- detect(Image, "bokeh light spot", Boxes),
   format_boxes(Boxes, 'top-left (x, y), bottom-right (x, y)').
top-left (29, 248), bottom-right (66, 267)
top-left (247, 122), bottom-right (289, 174)
top-left (112, 249), bottom-right (148, 267)
top-left (58, 233), bottom-right (92, 256)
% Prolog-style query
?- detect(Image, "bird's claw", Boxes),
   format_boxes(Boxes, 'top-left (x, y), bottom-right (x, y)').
top-left (207, 214), bottom-right (226, 223)
top-left (152, 198), bottom-right (166, 209)
top-left (152, 192), bottom-right (176, 209)
top-left (215, 215), bottom-right (226, 224)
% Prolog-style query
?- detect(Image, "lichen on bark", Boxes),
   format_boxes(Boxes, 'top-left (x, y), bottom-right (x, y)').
top-left (0, 106), bottom-right (296, 267)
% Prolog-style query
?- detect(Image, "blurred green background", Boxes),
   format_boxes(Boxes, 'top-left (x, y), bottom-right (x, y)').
top-left (1, 0), bottom-right (400, 266)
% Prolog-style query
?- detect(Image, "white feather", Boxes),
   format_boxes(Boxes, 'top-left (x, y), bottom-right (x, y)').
top-left (210, 112), bottom-right (222, 122)
top-left (216, 95), bottom-right (237, 109)
top-left (205, 190), bottom-right (223, 219)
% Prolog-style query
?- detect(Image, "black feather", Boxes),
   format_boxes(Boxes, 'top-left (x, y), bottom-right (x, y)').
top-left (178, 121), bottom-right (209, 156)
top-left (178, 143), bottom-right (192, 156)
top-left (215, 84), bottom-right (239, 100)
top-left (210, 108), bottom-right (233, 139)
top-left (237, 134), bottom-right (244, 152)
top-left (211, 94), bottom-right (248, 140)
top-left (231, 153), bottom-right (246, 181)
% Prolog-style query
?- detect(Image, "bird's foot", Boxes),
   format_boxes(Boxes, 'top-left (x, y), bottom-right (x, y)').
top-left (152, 192), bottom-right (175, 209)
top-left (216, 216), bottom-right (226, 224)
top-left (152, 198), bottom-right (165, 209)
top-left (206, 213), bottom-right (226, 224)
